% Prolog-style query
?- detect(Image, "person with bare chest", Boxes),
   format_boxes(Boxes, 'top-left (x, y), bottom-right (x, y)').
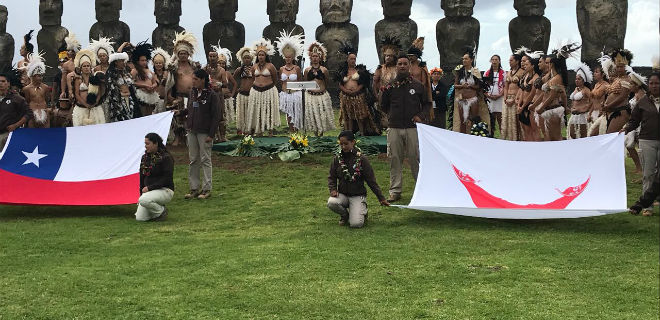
top-left (23, 53), bottom-right (51, 128)
top-left (568, 63), bottom-right (593, 139)
top-left (170, 31), bottom-right (201, 146)
top-left (60, 33), bottom-right (80, 103)
top-left (205, 45), bottom-right (230, 141)
top-left (131, 41), bottom-right (159, 117)
top-left (337, 43), bottom-right (377, 135)
top-left (233, 47), bottom-right (254, 135)
top-left (247, 38), bottom-right (280, 136)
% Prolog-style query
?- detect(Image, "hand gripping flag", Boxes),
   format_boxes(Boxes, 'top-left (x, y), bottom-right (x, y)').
top-left (0, 112), bottom-right (173, 206)
top-left (400, 124), bottom-right (627, 219)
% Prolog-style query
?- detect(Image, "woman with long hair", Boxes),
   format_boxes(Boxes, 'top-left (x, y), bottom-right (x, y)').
top-left (104, 52), bottom-right (137, 122)
top-left (233, 47), bottom-right (255, 135)
top-left (568, 63), bottom-right (593, 139)
top-left (72, 50), bottom-right (105, 126)
top-left (304, 41), bottom-right (336, 136)
top-left (517, 51), bottom-right (543, 141)
top-left (452, 46), bottom-right (490, 134)
top-left (484, 55), bottom-right (504, 137)
top-left (247, 38), bottom-right (280, 136)
top-left (151, 48), bottom-right (173, 113)
top-left (131, 41), bottom-right (159, 116)
top-left (136, 132), bottom-right (174, 222)
top-left (275, 30), bottom-right (304, 132)
top-left (502, 50), bottom-right (525, 140)
top-left (587, 65), bottom-right (610, 136)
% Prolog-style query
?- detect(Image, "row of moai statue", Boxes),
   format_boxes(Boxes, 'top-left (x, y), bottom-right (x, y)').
top-left (0, 0), bottom-right (630, 81)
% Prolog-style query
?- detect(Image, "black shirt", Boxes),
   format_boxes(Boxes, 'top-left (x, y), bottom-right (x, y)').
top-left (381, 77), bottom-right (431, 128)
top-left (0, 91), bottom-right (31, 134)
top-left (140, 150), bottom-right (175, 191)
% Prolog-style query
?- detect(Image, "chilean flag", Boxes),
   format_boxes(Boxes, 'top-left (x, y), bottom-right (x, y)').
top-left (0, 112), bottom-right (173, 206)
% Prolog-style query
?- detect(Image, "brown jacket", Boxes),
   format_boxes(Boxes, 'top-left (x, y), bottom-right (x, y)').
top-left (381, 77), bottom-right (431, 128)
top-left (328, 149), bottom-right (385, 201)
top-left (0, 91), bottom-right (31, 134)
top-left (182, 88), bottom-right (223, 137)
top-left (626, 95), bottom-right (660, 141)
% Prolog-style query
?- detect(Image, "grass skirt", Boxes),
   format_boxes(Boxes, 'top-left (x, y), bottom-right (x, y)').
top-left (224, 97), bottom-right (235, 124)
top-left (452, 96), bottom-right (490, 133)
top-left (588, 114), bottom-right (608, 136)
top-left (236, 93), bottom-right (251, 133)
top-left (279, 91), bottom-right (303, 129)
top-left (567, 112), bottom-right (588, 139)
top-left (248, 87), bottom-right (281, 134)
top-left (304, 91), bottom-right (336, 134)
top-left (340, 92), bottom-right (371, 120)
top-left (72, 105), bottom-right (106, 126)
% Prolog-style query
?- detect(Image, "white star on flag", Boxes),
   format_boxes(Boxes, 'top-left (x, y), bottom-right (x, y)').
top-left (22, 146), bottom-right (47, 168)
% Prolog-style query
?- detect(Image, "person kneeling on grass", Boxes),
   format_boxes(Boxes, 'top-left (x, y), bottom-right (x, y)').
top-left (327, 131), bottom-right (390, 228)
top-left (136, 133), bottom-right (174, 222)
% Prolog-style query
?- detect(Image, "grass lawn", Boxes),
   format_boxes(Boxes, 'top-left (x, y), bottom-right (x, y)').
top-left (0, 148), bottom-right (657, 319)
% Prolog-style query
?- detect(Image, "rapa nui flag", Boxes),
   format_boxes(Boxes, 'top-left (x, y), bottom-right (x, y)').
top-left (401, 124), bottom-right (627, 219)
top-left (0, 112), bottom-right (173, 206)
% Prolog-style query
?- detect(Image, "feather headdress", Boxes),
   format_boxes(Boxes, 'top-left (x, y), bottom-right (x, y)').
top-left (275, 29), bottom-right (305, 59)
top-left (307, 41), bottom-right (328, 62)
top-left (338, 41), bottom-right (357, 56)
top-left (574, 62), bottom-right (593, 84)
top-left (236, 46), bottom-right (254, 63)
top-left (131, 40), bottom-right (154, 64)
top-left (90, 37), bottom-right (115, 62)
top-left (610, 48), bottom-right (633, 66)
top-left (23, 30), bottom-right (34, 54)
top-left (65, 33), bottom-right (81, 53)
top-left (408, 37), bottom-right (425, 58)
top-left (173, 31), bottom-right (198, 56)
top-left (514, 46), bottom-right (529, 56)
top-left (597, 53), bottom-right (614, 80)
top-left (652, 56), bottom-right (659, 71)
top-left (552, 42), bottom-right (581, 60)
top-left (26, 51), bottom-right (46, 77)
top-left (527, 51), bottom-right (544, 60)
top-left (251, 38), bottom-right (276, 57)
top-left (211, 41), bottom-right (233, 64)
top-left (628, 69), bottom-right (647, 87)
top-left (74, 49), bottom-right (97, 69)
top-left (152, 47), bottom-right (171, 68)
top-left (109, 52), bottom-right (129, 64)
top-left (379, 35), bottom-right (400, 54)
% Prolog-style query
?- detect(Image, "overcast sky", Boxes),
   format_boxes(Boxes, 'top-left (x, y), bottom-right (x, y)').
top-left (5, 0), bottom-right (659, 71)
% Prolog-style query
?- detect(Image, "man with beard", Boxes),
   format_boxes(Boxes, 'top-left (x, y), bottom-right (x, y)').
top-left (380, 55), bottom-right (430, 202)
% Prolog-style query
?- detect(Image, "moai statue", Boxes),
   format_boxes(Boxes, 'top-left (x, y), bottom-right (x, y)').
top-left (152, 0), bottom-right (185, 54)
top-left (203, 0), bottom-right (245, 70)
top-left (436, 0), bottom-right (480, 73)
top-left (37, 0), bottom-right (69, 80)
top-left (509, 0), bottom-right (551, 53)
top-left (263, 0), bottom-right (304, 70)
top-left (316, 0), bottom-right (359, 106)
top-left (577, 0), bottom-right (627, 64)
top-left (0, 5), bottom-right (14, 69)
top-left (374, 0), bottom-right (417, 64)
top-left (89, 0), bottom-right (130, 51)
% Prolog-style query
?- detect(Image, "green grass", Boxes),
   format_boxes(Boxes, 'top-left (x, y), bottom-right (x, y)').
top-left (0, 149), bottom-right (657, 319)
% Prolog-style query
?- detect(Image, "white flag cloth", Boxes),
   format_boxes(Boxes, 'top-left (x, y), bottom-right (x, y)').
top-left (400, 124), bottom-right (627, 219)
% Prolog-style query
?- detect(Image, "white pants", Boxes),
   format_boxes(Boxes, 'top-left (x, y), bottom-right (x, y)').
top-left (135, 188), bottom-right (174, 221)
top-left (327, 194), bottom-right (368, 228)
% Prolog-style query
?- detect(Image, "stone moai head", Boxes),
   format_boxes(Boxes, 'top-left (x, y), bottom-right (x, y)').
top-left (381, 0), bottom-right (412, 19)
top-left (0, 6), bottom-right (7, 33)
top-left (39, 0), bottom-right (64, 27)
top-left (441, 0), bottom-right (474, 17)
top-left (320, 0), bottom-right (353, 24)
top-left (155, 0), bottom-right (182, 25)
top-left (209, 0), bottom-right (238, 22)
top-left (514, 0), bottom-right (546, 16)
top-left (95, 0), bottom-right (121, 22)
top-left (267, 0), bottom-right (299, 23)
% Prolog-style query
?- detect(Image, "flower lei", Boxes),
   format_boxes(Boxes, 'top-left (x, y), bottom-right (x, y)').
top-left (381, 75), bottom-right (413, 92)
top-left (338, 150), bottom-right (363, 182)
top-left (140, 151), bottom-right (163, 177)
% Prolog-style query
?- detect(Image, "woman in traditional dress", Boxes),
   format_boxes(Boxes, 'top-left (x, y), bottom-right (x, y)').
top-left (275, 30), bottom-right (305, 132)
top-left (502, 50), bottom-right (525, 140)
top-left (247, 38), bottom-right (280, 136)
top-left (17, 30), bottom-right (34, 87)
top-left (211, 43), bottom-right (237, 141)
top-left (233, 47), bottom-right (254, 134)
top-left (603, 49), bottom-right (635, 134)
top-left (452, 46), bottom-right (490, 134)
top-left (104, 52), bottom-right (137, 122)
top-left (484, 55), bottom-right (504, 137)
top-left (587, 65), bottom-right (610, 136)
top-left (152, 47), bottom-right (173, 113)
top-left (536, 43), bottom-right (580, 141)
top-left (304, 41), bottom-right (336, 136)
top-left (90, 37), bottom-right (114, 74)
top-left (338, 43), bottom-right (377, 135)
top-left (517, 51), bottom-right (543, 141)
top-left (568, 63), bottom-right (593, 139)
top-left (131, 41), bottom-right (159, 117)
top-left (72, 49), bottom-right (105, 126)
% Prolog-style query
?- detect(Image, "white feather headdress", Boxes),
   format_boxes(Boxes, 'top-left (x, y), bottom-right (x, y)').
top-left (514, 46), bottom-right (529, 55)
top-left (74, 49), bottom-right (97, 69)
top-left (236, 47), bottom-right (254, 63)
top-left (628, 69), bottom-right (647, 87)
top-left (26, 51), bottom-right (46, 77)
top-left (90, 37), bottom-right (115, 62)
top-left (275, 29), bottom-right (305, 59)
top-left (152, 47), bottom-right (172, 68)
top-left (173, 31), bottom-right (198, 56)
top-left (109, 52), bottom-right (129, 64)
top-left (574, 62), bottom-right (593, 84)
top-left (251, 38), bottom-right (276, 57)
top-left (527, 51), bottom-right (544, 60)
top-left (211, 41), bottom-right (233, 64)
top-left (307, 41), bottom-right (328, 62)
top-left (598, 53), bottom-right (614, 79)
top-left (65, 33), bottom-right (81, 53)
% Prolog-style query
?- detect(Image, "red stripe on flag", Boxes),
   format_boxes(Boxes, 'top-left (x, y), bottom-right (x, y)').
top-left (0, 169), bottom-right (140, 206)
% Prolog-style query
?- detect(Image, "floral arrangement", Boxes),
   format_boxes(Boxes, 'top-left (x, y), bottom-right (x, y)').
top-left (228, 135), bottom-right (268, 157)
top-left (288, 133), bottom-right (309, 150)
top-left (241, 135), bottom-right (256, 146)
top-left (470, 122), bottom-right (491, 138)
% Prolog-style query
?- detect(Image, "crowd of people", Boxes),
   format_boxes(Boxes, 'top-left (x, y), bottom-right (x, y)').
top-left (0, 28), bottom-right (658, 224)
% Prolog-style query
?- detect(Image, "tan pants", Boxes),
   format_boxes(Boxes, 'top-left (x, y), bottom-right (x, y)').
top-left (327, 194), bottom-right (367, 228)
top-left (387, 128), bottom-right (419, 195)
top-left (187, 132), bottom-right (213, 192)
top-left (135, 188), bottom-right (174, 221)
top-left (639, 139), bottom-right (660, 206)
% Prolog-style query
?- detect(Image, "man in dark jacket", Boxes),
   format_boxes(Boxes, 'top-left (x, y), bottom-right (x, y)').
top-left (0, 73), bottom-right (31, 150)
top-left (429, 67), bottom-right (448, 128)
top-left (177, 69), bottom-right (223, 200)
top-left (381, 55), bottom-right (431, 202)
